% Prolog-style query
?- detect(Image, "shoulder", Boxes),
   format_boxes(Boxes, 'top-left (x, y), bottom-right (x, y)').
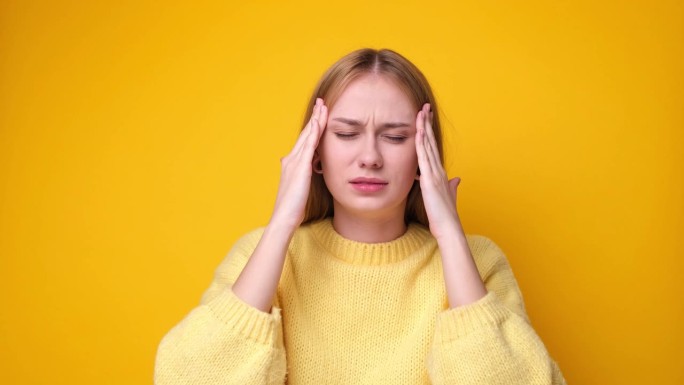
top-left (223, 223), bottom-right (320, 265)
top-left (465, 233), bottom-right (493, 249)
top-left (227, 221), bottom-right (324, 258)
top-left (197, 226), bottom-right (268, 304)
top-left (465, 234), bottom-right (530, 318)
top-left (465, 233), bottom-right (502, 257)
top-left (290, 218), bottom-right (330, 243)
top-left (229, 226), bottom-right (267, 255)
top-left (464, 234), bottom-right (514, 279)
top-left (213, 226), bottom-right (267, 274)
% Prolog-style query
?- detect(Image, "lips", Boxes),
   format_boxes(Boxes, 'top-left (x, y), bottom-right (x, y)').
top-left (350, 177), bottom-right (388, 184)
top-left (349, 177), bottom-right (388, 193)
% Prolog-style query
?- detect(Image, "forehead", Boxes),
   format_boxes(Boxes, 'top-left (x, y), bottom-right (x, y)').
top-left (330, 75), bottom-right (416, 118)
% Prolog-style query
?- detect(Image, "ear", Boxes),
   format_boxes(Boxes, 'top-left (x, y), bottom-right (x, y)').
top-left (313, 151), bottom-right (323, 174)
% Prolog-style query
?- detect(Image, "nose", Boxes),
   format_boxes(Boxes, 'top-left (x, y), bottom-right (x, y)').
top-left (357, 136), bottom-right (383, 169)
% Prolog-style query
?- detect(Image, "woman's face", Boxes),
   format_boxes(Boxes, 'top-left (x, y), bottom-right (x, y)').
top-left (317, 74), bottom-right (419, 221)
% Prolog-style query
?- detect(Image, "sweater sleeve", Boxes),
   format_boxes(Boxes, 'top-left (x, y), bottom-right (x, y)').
top-left (154, 228), bottom-right (287, 385)
top-left (426, 235), bottom-right (567, 385)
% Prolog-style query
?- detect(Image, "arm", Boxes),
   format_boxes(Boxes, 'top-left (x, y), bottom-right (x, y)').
top-left (414, 103), bottom-right (566, 384)
top-left (426, 235), bottom-right (567, 385)
top-left (154, 98), bottom-right (329, 385)
top-left (232, 97), bottom-right (328, 312)
top-left (154, 229), bottom-right (287, 385)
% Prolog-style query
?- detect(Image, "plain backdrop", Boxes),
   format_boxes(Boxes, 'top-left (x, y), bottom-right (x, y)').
top-left (1, 1), bottom-right (682, 384)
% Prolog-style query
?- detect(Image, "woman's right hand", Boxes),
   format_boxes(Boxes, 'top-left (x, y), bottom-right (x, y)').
top-left (269, 97), bottom-right (328, 230)
top-left (231, 100), bottom-right (327, 312)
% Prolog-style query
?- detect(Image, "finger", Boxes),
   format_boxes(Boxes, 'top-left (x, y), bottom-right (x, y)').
top-left (301, 116), bottom-right (321, 160)
top-left (420, 108), bottom-right (438, 171)
top-left (423, 103), bottom-right (436, 143)
top-left (421, 105), bottom-right (443, 175)
top-left (292, 101), bottom-right (321, 155)
top-left (300, 101), bottom-right (327, 158)
top-left (314, 103), bottom-right (328, 143)
top-left (318, 100), bottom-right (328, 131)
top-left (422, 104), bottom-right (442, 169)
top-left (415, 111), bottom-right (430, 178)
top-left (423, 135), bottom-right (440, 177)
top-left (448, 177), bottom-right (461, 197)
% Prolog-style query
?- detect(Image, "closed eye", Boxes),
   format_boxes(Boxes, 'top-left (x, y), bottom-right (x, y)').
top-left (334, 132), bottom-right (358, 139)
top-left (333, 132), bottom-right (408, 143)
top-left (384, 135), bottom-right (407, 143)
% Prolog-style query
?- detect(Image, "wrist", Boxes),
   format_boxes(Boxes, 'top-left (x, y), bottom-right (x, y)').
top-left (432, 218), bottom-right (466, 244)
top-left (265, 218), bottom-right (298, 240)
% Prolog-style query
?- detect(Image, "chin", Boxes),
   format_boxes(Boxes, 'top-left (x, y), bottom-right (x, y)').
top-left (335, 198), bottom-right (405, 219)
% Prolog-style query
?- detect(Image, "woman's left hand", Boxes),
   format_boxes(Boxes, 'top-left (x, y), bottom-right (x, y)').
top-left (416, 103), bottom-right (488, 306)
top-left (415, 103), bottom-right (463, 241)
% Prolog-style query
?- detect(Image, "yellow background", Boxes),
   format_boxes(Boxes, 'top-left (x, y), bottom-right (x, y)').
top-left (1, 1), bottom-right (682, 384)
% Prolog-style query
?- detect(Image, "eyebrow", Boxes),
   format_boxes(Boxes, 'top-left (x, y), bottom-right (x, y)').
top-left (331, 117), bottom-right (411, 129)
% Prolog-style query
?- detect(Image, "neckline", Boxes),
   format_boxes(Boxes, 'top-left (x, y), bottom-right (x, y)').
top-left (308, 217), bottom-right (433, 265)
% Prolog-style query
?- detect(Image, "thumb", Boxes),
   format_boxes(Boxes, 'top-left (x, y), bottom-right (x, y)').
top-left (448, 177), bottom-right (461, 197)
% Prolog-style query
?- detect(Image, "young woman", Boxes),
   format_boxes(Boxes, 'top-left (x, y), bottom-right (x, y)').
top-left (155, 48), bottom-right (567, 385)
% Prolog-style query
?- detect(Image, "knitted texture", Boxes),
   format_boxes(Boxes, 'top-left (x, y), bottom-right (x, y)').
top-left (155, 218), bottom-right (566, 384)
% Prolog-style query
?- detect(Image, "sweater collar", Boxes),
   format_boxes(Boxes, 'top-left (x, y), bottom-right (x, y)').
top-left (308, 218), bottom-right (433, 265)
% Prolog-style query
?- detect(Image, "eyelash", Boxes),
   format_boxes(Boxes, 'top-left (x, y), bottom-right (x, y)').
top-left (334, 133), bottom-right (407, 143)
top-left (334, 133), bottom-right (356, 139)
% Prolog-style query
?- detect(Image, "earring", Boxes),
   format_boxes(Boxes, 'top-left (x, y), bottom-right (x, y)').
top-left (313, 161), bottom-right (323, 174)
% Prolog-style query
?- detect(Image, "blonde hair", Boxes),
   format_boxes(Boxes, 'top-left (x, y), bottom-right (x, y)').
top-left (301, 48), bottom-right (444, 227)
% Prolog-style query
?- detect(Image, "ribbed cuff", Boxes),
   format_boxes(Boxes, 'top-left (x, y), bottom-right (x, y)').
top-left (433, 290), bottom-right (512, 344)
top-left (206, 286), bottom-right (283, 347)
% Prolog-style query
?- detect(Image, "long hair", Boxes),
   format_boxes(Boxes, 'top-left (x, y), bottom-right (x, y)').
top-left (301, 48), bottom-right (444, 228)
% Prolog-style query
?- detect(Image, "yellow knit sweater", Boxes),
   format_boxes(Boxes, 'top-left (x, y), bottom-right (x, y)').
top-left (155, 218), bottom-right (566, 384)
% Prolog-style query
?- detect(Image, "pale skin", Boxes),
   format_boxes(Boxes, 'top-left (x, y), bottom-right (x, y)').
top-left (232, 75), bottom-right (487, 312)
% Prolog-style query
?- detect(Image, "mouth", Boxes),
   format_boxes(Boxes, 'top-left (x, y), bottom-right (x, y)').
top-left (350, 177), bottom-right (388, 184)
top-left (349, 178), bottom-right (388, 193)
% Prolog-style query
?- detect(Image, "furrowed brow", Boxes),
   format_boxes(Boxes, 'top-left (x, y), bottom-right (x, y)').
top-left (382, 122), bottom-right (411, 129)
top-left (331, 117), bottom-right (411, 129)
top-left (331, 117), bottom-right (363, 126)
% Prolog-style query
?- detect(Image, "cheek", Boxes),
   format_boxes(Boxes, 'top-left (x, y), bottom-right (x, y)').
top-left (319, 135), bottom-right (355, 164)
top-left (387, 145), bottom-right (418, 169)
top-left (318, 137), bottom-right (344, 169)
top-left (389, 151), bottom-right (418, 185)
top-left (317, 135), bottom-right (332, 162)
